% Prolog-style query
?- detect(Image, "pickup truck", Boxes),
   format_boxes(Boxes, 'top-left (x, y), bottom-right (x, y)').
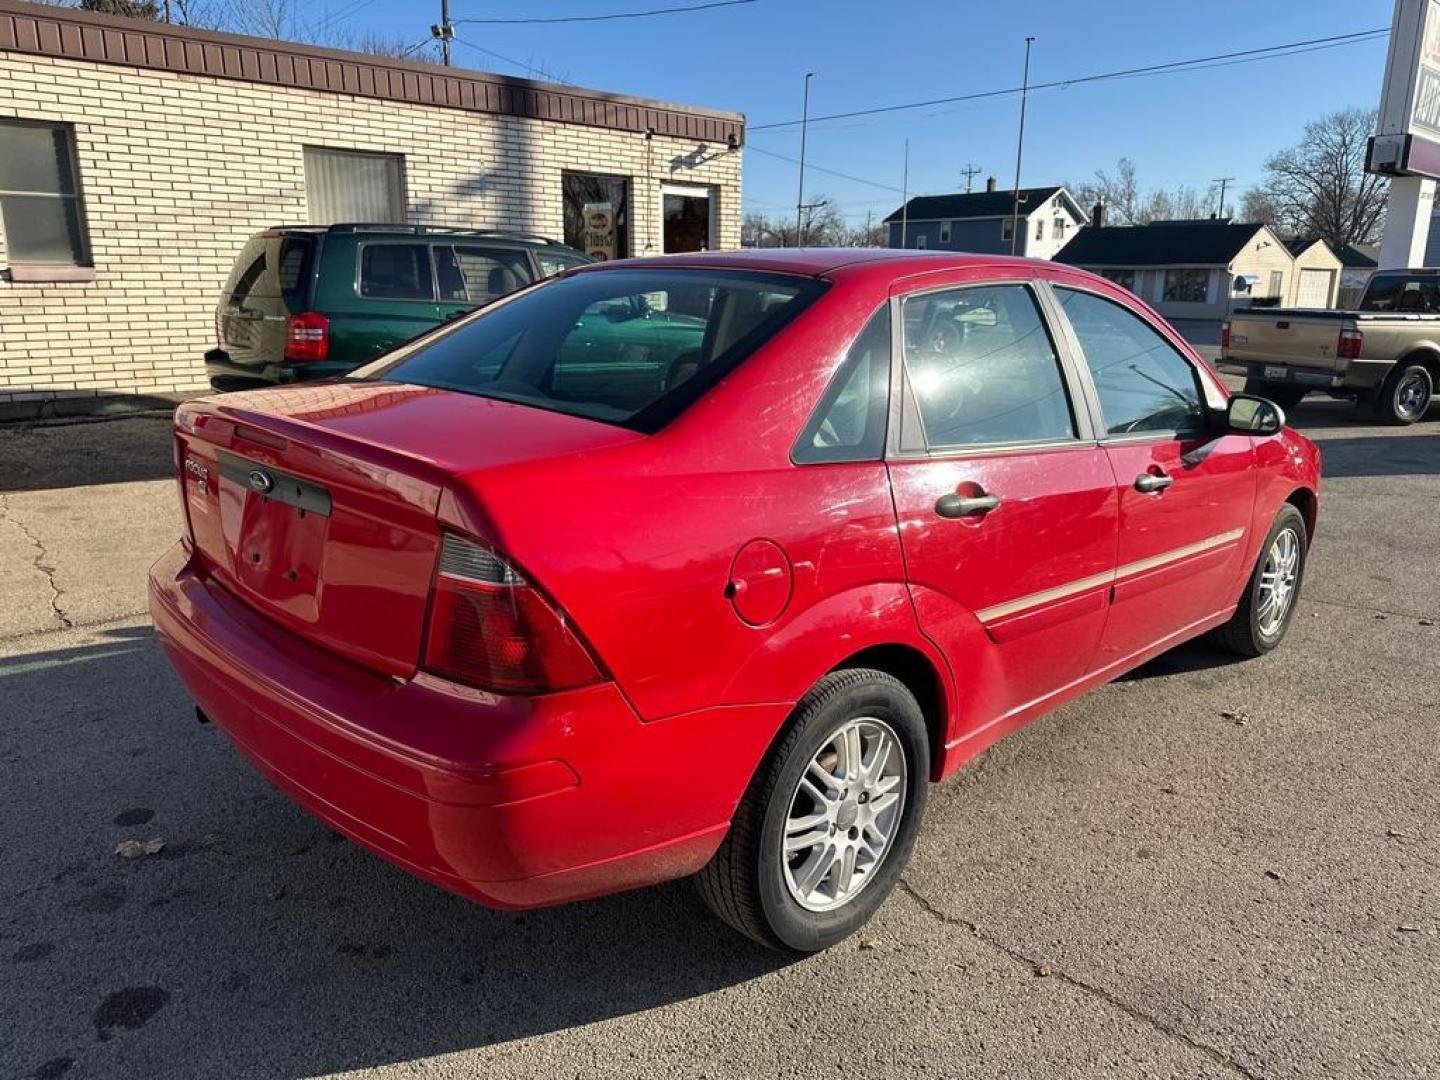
top-left (1219, 268), bottom-right (1440, 424)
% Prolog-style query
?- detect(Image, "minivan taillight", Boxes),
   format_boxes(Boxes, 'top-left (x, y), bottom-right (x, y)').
top-left (1337, 325), bottom-right (1364, 360)
top-left (422, 534), bottom-right (602, 694)
top-left (284, 311), bottom-right (330, 362)
top-left (1220, 319), bottom-right (1231, 350)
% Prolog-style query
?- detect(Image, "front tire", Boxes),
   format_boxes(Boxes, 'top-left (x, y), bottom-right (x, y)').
top-left (1373, 361), bottom-right (1433, 425)
top-left (1212, 504), bottom-right (1308, 657)
top-left (695, 669), bottom-right (929, 953)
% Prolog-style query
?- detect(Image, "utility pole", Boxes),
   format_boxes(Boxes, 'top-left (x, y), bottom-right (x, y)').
top-left (960, 163), bottom-right (982, 193)
top-left (796, 71), bottom-right (815, 246)
top-left (1010, 36), bottom-right (1035, 256)
top-left (1214, 176), bottom-right (1235, 219)
top-left (901, 138), bottom-right (910, 248)
top-left (432, 0), bottom-right (455, 66)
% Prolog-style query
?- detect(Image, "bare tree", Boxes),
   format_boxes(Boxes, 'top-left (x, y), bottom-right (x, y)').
top-left (78, 0), bottom-right (159, 16)
top-left (743, 197), bottom-right (885, 249)
top-left (1242, 107), bottom-right (1388, 246)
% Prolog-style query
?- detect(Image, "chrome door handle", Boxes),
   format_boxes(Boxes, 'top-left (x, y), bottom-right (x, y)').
top-left (1134, 472), bottom-right (1175, 493)
top-left (935, 492), bottom-right (1001, 519)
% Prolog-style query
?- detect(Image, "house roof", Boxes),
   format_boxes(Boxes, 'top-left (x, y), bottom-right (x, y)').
top-left (883, 186), bottom-right (1076, 223)
top-left (1055, 220), bottom-right (1269, 267)
top-left (1333, 243), bottom-right (1379, 268)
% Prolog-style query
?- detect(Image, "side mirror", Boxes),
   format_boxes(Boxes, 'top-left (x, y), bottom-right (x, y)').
top-left (1227, 393), bottom-right (1284, 435)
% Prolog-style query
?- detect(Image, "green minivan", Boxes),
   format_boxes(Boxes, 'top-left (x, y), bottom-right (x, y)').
top-left (205, 224), bottom-right (592, 390)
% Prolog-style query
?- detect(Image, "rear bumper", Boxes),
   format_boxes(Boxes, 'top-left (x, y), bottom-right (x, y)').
top-left (204, 349), bottom-right (355, 390)
top-left (1223, 356), bottom-right (1391, 392)
top-left (148, 541), bottom-right (761, 908)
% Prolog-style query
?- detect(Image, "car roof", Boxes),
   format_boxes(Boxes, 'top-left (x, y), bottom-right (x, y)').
top-left (577, 247), bottom-right (1060, 281)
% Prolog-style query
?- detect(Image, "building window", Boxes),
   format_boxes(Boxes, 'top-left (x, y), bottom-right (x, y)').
top-left (1054, 217), bottom-right (1066, 238)
top-left (304, 147), bottom-right (405, 225)
top-left (1268, 270), bottom-right (1283, 297)
top-left (1002, 218), bottom-right (1015, 243)
top-left (1034, 218), bottom-right (1045, 241)
top-left (0, 119), bottom-right (91, 269)
top-left (1163, 269), bottom-right (1210, 303)
top-left (939, 220), bottom-right (952, 244)
top-left (915, 234), bottom-right (927, 250)
top-left (1102, 268), bottom-right (1137, 292)
top-left (661, 183), bottom-right (713, 253)
top-left (563, 172), bottom-right (630, 260)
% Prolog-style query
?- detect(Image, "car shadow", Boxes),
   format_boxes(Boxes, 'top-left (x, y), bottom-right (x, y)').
top-left (0, 414), bottom-right (176, 491)
top-left (1116, 637), bottom-right (1249, 681)
top-left (0, 626), bottom-right (789, 1079)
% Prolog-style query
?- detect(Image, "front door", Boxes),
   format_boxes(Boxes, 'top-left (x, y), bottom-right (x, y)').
top-left (1050, 285), bottom-right (1256, 668)
top-left (885, 279), bottom-right (1119, 748)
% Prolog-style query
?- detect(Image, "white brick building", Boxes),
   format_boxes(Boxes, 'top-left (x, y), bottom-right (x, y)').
top-left (0, 0), bottom-right (744, 407)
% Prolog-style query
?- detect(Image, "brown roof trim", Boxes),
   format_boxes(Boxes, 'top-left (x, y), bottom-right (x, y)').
top-left (0, 0), bottom-right (744, 144)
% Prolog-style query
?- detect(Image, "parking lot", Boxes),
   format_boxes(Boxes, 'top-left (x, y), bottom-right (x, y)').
top-left (2, 397), bottom-right (1438, 1080)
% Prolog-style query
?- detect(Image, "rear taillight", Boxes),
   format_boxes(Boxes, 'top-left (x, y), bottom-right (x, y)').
top-left (1337, 325), bottom-right (1363, 360)
top-left (1220, 320), bottom-right (1231, 350)
top-left (284, 311), bottom-right (330, 363)
top-left (422, 534), bottom-right (602, 694)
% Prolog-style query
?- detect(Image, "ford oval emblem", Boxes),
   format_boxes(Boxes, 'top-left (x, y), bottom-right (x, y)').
top-left (247, 468), bottom-right (275, 494)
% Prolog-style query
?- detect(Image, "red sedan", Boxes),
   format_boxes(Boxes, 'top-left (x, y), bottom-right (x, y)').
top-left (150, 249), bottom-right (1320, 952)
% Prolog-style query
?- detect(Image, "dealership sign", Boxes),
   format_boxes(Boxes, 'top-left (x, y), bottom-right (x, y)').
top-left (1371, 0), bottom-right (1440, 177)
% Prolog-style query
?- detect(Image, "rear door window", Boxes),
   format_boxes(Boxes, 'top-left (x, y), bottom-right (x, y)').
top-left (359, 243), bottom-right (434, 301)
top-left (793, 304), bottom-right (891, 463)
top-left (1363, 273), bottom-right (1440, 312)
top-left (361, 268), bottom-right (824, 430)
top-left (900, 284), bottom-right (1076, 449)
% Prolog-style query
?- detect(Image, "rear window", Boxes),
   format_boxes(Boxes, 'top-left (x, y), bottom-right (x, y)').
top-left (221, 234), bottom-right (314, 308)
top-left (358, 268), bottom-right (825, 431)
top-left (1363, 273), bottom-right (1440, 312)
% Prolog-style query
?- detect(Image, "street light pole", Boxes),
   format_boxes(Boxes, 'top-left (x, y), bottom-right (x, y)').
top-left (1010, 36), bottom-right (1035, 257)
top-left (796, 71), bottom-right (814, 247)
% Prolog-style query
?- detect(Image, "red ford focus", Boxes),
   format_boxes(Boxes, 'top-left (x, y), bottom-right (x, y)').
top-left (150, 249), bottom-right (1320, 952)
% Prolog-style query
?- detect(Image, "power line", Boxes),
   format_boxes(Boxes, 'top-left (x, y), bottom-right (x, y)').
top-left (746, 144), bottom-right (905, 194)
top-left (452, 37), bottom-right (566, 82)
top-left (453, 0), bottom-right (755, 26)
top-left (749, 28), bottom-right (1388, 131)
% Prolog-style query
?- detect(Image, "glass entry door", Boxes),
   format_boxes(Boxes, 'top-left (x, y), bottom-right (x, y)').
top-left (662, 184), bottom-right (713, 253)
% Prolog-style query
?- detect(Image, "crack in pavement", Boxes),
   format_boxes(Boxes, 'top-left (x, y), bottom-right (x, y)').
top-left (896, 878), bottom-right (1265, 1080)
top-left (0, 492), bottom-right (73, 629)
top-left (1303, 595), bottom-right (1438, 623)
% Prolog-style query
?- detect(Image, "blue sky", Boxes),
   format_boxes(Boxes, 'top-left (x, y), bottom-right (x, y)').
top-left (356, 0), bottom-right (1396, 224)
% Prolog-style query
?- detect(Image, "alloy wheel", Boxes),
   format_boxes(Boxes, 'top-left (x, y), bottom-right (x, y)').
top-left (1257, 526), bottom-right (1301, 638)
top-left (781, 717), bottom-right (906, 912)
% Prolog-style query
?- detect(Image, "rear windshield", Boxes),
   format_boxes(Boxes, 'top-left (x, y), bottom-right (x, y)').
top-left (221, 234), bottom-right (315, 308)
top-left (358, 268), bottom-right (825, 431)
top-left (1362, 273), bottom-right (1440, 312)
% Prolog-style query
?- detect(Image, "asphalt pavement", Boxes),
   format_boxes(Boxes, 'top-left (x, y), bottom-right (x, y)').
top-left (2, 399), bottom-right (1438, 1079)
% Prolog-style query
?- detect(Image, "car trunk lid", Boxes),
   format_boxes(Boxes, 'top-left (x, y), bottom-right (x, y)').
top-left (176, 380), bottom-right (641, 678)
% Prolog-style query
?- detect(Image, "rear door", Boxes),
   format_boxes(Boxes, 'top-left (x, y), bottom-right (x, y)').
top-left (216, 233), bottom-right (315, 371)
top-left (331, 240), bottom-right (441, 363)
top-left (884, 274), bottom-right (1119, 737)
top-left (1051, 284), bottom-right (1255, 667)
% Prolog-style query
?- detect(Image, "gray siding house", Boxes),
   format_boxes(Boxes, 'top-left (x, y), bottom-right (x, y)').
top-left (884, 181), bottom-right (1087, 260)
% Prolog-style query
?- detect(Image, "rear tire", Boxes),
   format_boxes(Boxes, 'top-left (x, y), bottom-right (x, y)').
top-left (1243, 378), bottom-right (1307, 412)
top-left (694, 669), bottom-right (929, 953)
top-left (1373, 362), bottom-right (1433, 425)
top-left (1212, 504), bottom-right (1308, 657)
